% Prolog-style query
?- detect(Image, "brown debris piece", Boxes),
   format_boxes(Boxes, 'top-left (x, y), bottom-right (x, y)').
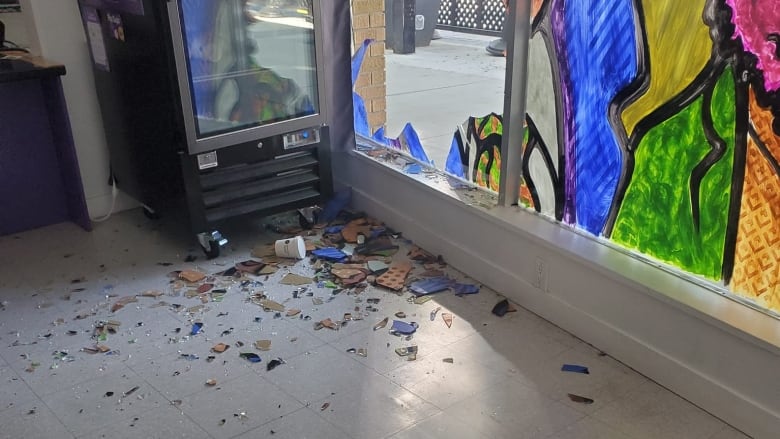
top-left (442, 313), bottom-right (453, 328)
top-left (263, 255), bottom-right (297, 267)
top-left (251, 244), bottom-right (276, 259)
top-left (320, 402), bottom-right (330, 411)
top-left (140, 290), bottom-right (163, 298)
top-left (259, 299), bottom-right (285, 312)
top-left (320, 318), bottom-right (338, 330)
top-left (280, 273), bottom-right (313, 286)
top-left (331, 268), bottom-right (364, 279)
top-left (418, 269), bottom-right (445, 278)
top-left (111, 296), bottom-right (138, 313)
top-left (187, 305), bottom-right (206, 314)
top-left (211, 343), bottom-right (229, 353)
top-left (331, 263), bottom-right (366, 271)
top-left (305, 241), bottom-right (317, 252)
top-left (342, 272), bottom-right (368, 286)
top-left (254, 340), bottom-right (272, 351)
top-left (408, 246), bottom-right (434, 260)
top-left (286, 308), bottom-right (301, 317)
top-left (197, 283), bottom-right (214, 294)
top-left (341, 219), bottom-right (373, 243)
top-left (376, 261), bottom-right (413, 291)
top-left (236, 260), bottom-right (266, 274)
top-left (179, 270), bottom-right (207, 283)
top-left (259, 265), bottom-right (279, 275)
top-left (373, 317), bottom-right (389, 331)
top-left (205, 379), bottom-right (217, 386)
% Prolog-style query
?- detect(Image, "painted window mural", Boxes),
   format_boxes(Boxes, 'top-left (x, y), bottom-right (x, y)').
top-left (517, 0), bottom-right (780, 313)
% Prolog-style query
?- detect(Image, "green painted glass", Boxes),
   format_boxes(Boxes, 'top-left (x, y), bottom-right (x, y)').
top-left (612, 69), bottom-right (736, 279)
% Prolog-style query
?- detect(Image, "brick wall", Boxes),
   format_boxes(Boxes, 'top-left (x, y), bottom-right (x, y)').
top-left (350, 0), bottom-right (387, 133)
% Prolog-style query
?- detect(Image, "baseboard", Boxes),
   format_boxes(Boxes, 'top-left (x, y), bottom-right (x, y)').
top-left (336, 153), bottom-right (780, 438)
top-left (85, 190), bottom-right (139, 220)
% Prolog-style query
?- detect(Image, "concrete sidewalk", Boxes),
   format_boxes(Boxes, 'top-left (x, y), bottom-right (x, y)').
top-left (385, 30), bottom-right (506, 168)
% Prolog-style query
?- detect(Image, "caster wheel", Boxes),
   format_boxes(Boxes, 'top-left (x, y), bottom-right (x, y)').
top-left (142, 206), bottom-right (160, 220)
top-left (201, 240), bottom-right (221, 259)
top-left (197, 231), bottom-right (228, 260)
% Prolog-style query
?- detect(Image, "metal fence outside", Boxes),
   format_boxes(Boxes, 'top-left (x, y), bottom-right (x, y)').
top-left (437, 0), bottom-right (506, 36)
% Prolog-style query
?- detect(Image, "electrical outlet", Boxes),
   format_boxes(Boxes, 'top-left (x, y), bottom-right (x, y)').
top-left (534, 257), bottom-right (549, 292)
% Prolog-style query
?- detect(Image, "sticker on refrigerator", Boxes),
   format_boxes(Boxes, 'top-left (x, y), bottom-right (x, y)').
top-left (106, 12), bottom-right (125, 42)
top-left (197, 151), bottom-right (218, 170)
top-left (83, 6), bottom-right (109, 71)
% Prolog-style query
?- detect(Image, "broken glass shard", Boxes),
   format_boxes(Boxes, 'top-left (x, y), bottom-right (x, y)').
top-left (561, 364), bottom-right (589, 374)
top-left (240, 352), bottom-right (262, 363)
top-left (391, 320), bottom-right (417, 335)
top-left (266, 358), bottom-right (285, 371)
top-left (567, 393), bottom-right (594, 404)
top-left (373, 317), bottom-right (389, 331)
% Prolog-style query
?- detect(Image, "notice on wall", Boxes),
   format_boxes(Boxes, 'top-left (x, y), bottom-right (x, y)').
top-left (82, 6), bottom-right (109, 71)
top-left (106, 12), bottom-right (125, 42)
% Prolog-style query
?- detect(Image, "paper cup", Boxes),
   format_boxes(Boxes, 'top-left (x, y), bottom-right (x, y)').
top-left (274, 236), bottom-right (306, 259)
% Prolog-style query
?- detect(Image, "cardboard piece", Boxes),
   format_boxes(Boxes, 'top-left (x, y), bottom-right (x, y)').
top-left (251, 244), bottom-right (276, 259)
top-left (376, 261), bottom-right (413, 291)
top-left (254, 340), bottom-right (272, 351)
top-left (331, 268), bottom-right (364, 279)
top-left (139, 290), bottom-right (163, 298)
top-left (111, 296), bottom-right (138, 313)
top-left (259, 299), bottom-right (285, 312)
top-left (286, 308), bottom-right (301, 317)
top-left (179, 270), bottom-right (206, 283)
top-left (211, 343), bottom-right (229, 353)
top-left (442, 312), bottom-right (453, 328)
top-left (236, 260), bottom-right (266, 274)
top-left (259, 265), bottom-right (279, 275)
top-left (280, 273), bottom-right (313, 285)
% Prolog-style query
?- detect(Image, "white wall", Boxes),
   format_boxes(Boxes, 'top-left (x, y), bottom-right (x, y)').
top-left (0, 7), bottom-right (32, 49)
top-left (338, 151), bottom-right (780, 439)
top-left (22, 0), bottom-right (136, 218)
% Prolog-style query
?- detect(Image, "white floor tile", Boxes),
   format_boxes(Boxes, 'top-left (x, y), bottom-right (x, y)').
top-left (177, 373), bottom-right (302, 438)
top-left (591, 380), bottom-right (727, 439)
top-left (548, 416), bottom-right (631, 439)
top-left (388, 410), bottom-right (492, 439)
top-left (0, 399), bottom-right (75, 438)
top-left (77, 405), bottom-right (211, 439)
top-left (234, 407), bottom-right (353, 439)
top-left (0, 362), bottom-right (38, 412)
top-left (262, 344), bottom-right (381, 404)
top-left (708, 425), bottom-right (752, 439)
top-left (445, 379), bottom-right (586, 439)
top-left (0, 209), bottom-right (746, 439)
top-left (314, 374), bottom-right (440, 439)
top-left (40, 365), bottom-right (168, 437)
top-left (387, 343), bottom-right (506, 409)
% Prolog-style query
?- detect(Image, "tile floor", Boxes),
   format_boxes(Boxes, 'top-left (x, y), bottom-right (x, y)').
top-left (0, 210), bottom-right (750, 438)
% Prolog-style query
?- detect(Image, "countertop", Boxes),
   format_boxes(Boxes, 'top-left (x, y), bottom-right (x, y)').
top-left (0, 50), bottom-right (66, 83)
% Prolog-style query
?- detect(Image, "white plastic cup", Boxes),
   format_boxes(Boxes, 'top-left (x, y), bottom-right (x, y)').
top-left (274, 236), bottom-right (306, 259)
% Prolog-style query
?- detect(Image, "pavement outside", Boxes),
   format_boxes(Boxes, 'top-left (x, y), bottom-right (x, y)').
top-left (385, 30), bottom-right (506, 169)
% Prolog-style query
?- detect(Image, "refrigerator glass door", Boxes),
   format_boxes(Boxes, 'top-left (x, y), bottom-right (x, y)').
top-left (171, 0), bottom-right (324, 154)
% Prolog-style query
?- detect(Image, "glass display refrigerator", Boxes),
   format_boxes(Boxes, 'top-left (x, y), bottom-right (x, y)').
top-left (77, 0), bottom-right (332, 257)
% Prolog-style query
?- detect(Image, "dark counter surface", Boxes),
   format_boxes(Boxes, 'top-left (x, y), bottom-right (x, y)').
top-left (0, 51), bottom-right (66, 83)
